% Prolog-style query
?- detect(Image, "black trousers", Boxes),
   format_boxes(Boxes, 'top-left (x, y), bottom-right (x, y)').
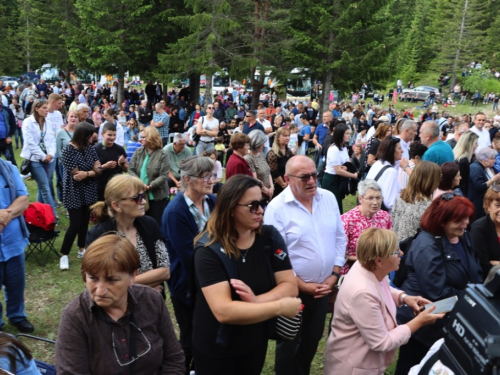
top-left (171, 297), bottom-right (194, 374)
top-left (274, 292), bottom-right (329, 375)
top-left (146, 199), bottom-right (168, 227)
top-left (60, 205), bottom-right (91, 255)
top-left (394, 336), bottom-right (431, 375)
top-left (0, 139), bottom-right (17, 166)
top-left (194, 343), bottom-right (267, 375)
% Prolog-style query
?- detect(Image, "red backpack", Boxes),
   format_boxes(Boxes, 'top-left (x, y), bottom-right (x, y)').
top-left (23, 202), bottom-right (56, 231)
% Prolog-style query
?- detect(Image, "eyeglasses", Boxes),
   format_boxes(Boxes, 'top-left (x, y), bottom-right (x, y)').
top-left (236, 199), bottom-right (268, 213)
top-left (193, 173), bottom-right (217, 182)
top-left (392, 250), bottom-right (401, 256)
top-left (362, 196), bottom-right (383, 202)
top-left (287, 172), bottom-right (318, 183)
top-left (439, 190), bottom-right (463, 201)
top-left (121, 193), bottom-right (145, 204)
top-left (112, 322), bottom-right (151, 366)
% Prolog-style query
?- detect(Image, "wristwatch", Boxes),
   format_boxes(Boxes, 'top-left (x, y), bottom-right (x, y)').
top-left (331, 271), bottom-right (341, 279)
top-left (400, 293), bottom-right (407, 305)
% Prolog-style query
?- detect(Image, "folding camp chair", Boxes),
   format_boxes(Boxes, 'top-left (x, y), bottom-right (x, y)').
top-left (16, 333), bottom-right (56, 375)
top-left (25, 224), bottom-right (60, 266)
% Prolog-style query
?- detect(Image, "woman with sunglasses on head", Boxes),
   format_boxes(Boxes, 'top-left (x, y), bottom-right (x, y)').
top-left (59, 122), bottom-right (101, 270)
top-left (366, 136), bottom-right (409, 212)
top-left (87, 174), bottom-right (170, 292)
top-left (323, 123), bottom-right (358, 213)
top-left (162, 156), bottom-right (217, 373)
top-left (192, 175), bottom-right (300, 375)
top-left (394, 195), bottom-right (482, 375)
top-left (129, 127), bottom-right (171, 226)
top-left (56, 234), bottom-right (184, 375)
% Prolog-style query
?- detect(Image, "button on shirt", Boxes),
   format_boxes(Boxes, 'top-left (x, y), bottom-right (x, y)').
top-left (153, 111), bottom-right (170, 138)
top-left (263, 187), bottom-right (347, 283)
top-left (0, 164), bottom-right (29, 262)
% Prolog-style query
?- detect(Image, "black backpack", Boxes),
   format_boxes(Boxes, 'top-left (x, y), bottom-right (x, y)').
top-left (393, 229), bottom-right (444, 288)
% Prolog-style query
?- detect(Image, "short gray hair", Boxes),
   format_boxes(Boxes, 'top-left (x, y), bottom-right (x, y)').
top-left (77, 103), bottom-right (90, 111)
top-left (248, 130), bottom-right (267, 150)
top-left (173, 133), bottom-right (184, 143)
top-left (401, 119), bottom-right (416, 132)
top-left (358, 179), bottom-right (382, 197)
top-left (180, 156), bottom-right (214, 191)
top-left (155, 103), bottom-right (164, 110)
top-left (477, 147), bottom-right (497, 162)
top-left (422, 121), bottom-right (439, 138)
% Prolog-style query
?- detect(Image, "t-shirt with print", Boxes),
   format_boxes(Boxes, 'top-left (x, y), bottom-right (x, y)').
top-left (193, 226), bottom-right (292, 357)
top-left (94, 142), bottom-right (127, 200)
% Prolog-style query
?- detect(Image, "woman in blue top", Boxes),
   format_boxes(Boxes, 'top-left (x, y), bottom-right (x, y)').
top-left (0, 333), bottom-right (41, 375)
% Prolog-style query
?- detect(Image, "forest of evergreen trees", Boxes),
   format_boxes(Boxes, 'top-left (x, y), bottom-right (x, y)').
top-left (1, 0), bottom-right (499, 109)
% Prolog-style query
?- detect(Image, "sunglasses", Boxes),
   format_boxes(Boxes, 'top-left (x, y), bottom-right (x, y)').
top-left (439, 190), bottom-right (463, 201)
top-left (492, 185), bottom-right (500, 193)
top-left (236, 199), bottom-right (268, 213)
top-left (288, 172), bottom-right (318, 183)
top-left (121, 193), bottom-right (145, 204)
top-left (207, 106), bottom-right (214, 109)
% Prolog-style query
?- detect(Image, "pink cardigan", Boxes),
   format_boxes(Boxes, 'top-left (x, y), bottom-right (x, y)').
top-left (324, 262), bottom-right (411, 375)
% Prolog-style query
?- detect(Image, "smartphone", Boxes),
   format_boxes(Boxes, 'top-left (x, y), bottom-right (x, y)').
top-left (424, 296), bottom-right (458, 314)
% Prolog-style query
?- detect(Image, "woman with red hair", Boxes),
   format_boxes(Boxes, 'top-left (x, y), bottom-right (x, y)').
top-left (394, 194), bottom-right (482, 375)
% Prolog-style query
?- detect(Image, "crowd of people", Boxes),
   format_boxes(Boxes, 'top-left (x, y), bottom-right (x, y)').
top-left (0, 78), bottom-right (500, 375)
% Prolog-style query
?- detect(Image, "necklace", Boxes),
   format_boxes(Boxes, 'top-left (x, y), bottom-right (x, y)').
top-left (241, 248), bottom-right (250, 263)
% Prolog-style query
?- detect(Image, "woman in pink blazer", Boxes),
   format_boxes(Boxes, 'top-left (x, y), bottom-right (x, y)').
top-left (324, 228), bottom-right (444, 375)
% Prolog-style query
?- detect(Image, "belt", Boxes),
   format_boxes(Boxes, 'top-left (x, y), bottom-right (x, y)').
top-left (200, 140), bottom-right (214, 143)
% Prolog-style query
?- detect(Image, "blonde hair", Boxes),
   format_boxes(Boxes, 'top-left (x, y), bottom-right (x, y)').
top-left (272, 126), bottom-right (290, 155)
top-left (357, 228), bottom-right (398, 271)
top-left (142, 126), bottom-right (163, 150)
top-left (399, 161), bottom-right (441, 204)
top-left (453, 131), bottom-right (479, 162)
top-left (90, 175), bottom-right (145, 222)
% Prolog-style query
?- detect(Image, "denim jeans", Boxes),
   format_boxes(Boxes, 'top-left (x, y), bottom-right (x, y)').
top-left (14, 128), bottom-right (23, 149)
top-left (30, 161), bottom-right (57, 218)
top-left (196, 140), bottom-right (214, 155)
top-left (0, 254), bottom-right (27, 325)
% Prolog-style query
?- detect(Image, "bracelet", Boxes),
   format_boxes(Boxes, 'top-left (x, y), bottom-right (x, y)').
top-left (400, 293), bottom-right (407, 305)
top-left (86, 171), bottom-right (89, 178)
top-left (331, 271), bottom-right (341, 278)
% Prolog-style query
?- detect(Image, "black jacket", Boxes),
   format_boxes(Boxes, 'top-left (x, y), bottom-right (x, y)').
top-left (397, 230), bottom-right (482, 347)
top-left (86, 215), bottom-right (165, 269)
top-left (468, 160), bottom-right (489, 221)
top-left (470, 214), bottom-right (500, 276)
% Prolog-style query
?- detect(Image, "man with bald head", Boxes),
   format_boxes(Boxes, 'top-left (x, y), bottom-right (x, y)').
top-left (264, 155), bottom-right (347, 375)
top-left (420, 120), bottom-right (454, 166)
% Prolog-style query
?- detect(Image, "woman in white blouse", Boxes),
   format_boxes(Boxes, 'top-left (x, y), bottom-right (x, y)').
top-left (20, 100), bottom-right (58, 219)
top-left (323, 123), bottom-right (358, 213)
top-left (365, 136), bottom-right (409, 212)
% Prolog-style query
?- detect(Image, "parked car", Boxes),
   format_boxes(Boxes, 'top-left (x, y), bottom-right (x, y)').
top-left (0, 76), bottom-right (19, 89)
top-left (402, 85), bottom-right (442, 103)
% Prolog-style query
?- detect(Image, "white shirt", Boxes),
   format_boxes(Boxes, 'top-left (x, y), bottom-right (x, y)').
top-left (200, 116), bottom-right (219, 142)
top-left (396, 136), bottom-right (410, 190)
top-left (366, 160), bottom-right (400, 211)
top-left (98, 121), bottom-right (125, 146)
top-left (20, 115), bottom-right (57, 162)
top-left (470, 126), bottom-right (491, 150)
top-left (46, 111), bottom-right (64, 140)
top-left (366, 125), bottom-right (376, 139)
top-left (263, 187), bottom-right (347, 283)
top-left (259, 118), bottom-right (272, 148)
top-left (325, 145), bottom-right (349, 175)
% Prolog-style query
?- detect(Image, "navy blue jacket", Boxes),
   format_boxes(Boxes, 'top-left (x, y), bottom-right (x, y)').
top-left (0, 105), bottom-right (17, 138)
top-left (470, 214), bottom-right (500, 276)
top-left (468, 160), bottom-right (489, 221)
top-left (396, 230), bottom-right (482, 347)
top-left (162, 192), bottom-right (216, 305)
top-left (242, 121), bottom-right (265, 135)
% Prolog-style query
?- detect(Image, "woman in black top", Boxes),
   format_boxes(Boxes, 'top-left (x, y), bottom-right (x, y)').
top-left (267, 127), bottom-right (294, 198)
top-left (60, 122), bottom-right (100, 270)
top-left (192, 175), bottom-right (300, 374)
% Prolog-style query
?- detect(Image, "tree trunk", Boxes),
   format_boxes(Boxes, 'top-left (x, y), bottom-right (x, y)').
top-left (189, 72), bottom-right (200, 105)
top-left (321, 71), bottom-right (333, 115)
top-left (450, 0), bottom-right (468, 89)
top-left (204, 74), bottom-right (213, 107)
top-left (117, 65), bottom-right (124, 106)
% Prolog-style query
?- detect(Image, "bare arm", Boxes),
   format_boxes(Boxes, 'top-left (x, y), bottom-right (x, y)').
top-left (134, 267), bottom-right (170, 287)
top-left (333, 165), bottom-right (357, 179)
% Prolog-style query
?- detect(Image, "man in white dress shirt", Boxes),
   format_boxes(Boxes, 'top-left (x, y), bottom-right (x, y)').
top-left (264, 155), bottom-right (347, 375)
top-left (470, 112), bottom-right (491, 150)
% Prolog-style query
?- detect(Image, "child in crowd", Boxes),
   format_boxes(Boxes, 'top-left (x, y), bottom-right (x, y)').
top-left (288, 123), bottom-right (298, 154)
top-left (126, 134), bottom-right (141, 163)
top-left (92, 105), bottom-right (102, 127)
top-left (214, 137), bottom-right (226, 165)
top-left (129, 105), bottom-right (137, 121)
top-left (117, 109), bottom-right (127, 126)
top-left (94, 122), bottom-right (128, 201)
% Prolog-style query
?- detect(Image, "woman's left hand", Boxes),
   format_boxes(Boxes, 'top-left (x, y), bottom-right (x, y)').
top-left (230, 279), bottom-right (258, 303)
top-left (73, 171), bottom-right (87, 181)
top-left (404, 295), bottom-right (432, 315)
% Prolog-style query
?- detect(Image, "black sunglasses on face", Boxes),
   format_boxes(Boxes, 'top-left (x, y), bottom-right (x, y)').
top-left (236, 199), bottom-right (268, 213)
top-left (121, 193), bottom-right (145, 204)
top-left (288, 172), bottom-right (318, 183)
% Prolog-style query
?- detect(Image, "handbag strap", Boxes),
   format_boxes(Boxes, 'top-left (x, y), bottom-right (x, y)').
top-left (374, 165), bottom-right (392, 182)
